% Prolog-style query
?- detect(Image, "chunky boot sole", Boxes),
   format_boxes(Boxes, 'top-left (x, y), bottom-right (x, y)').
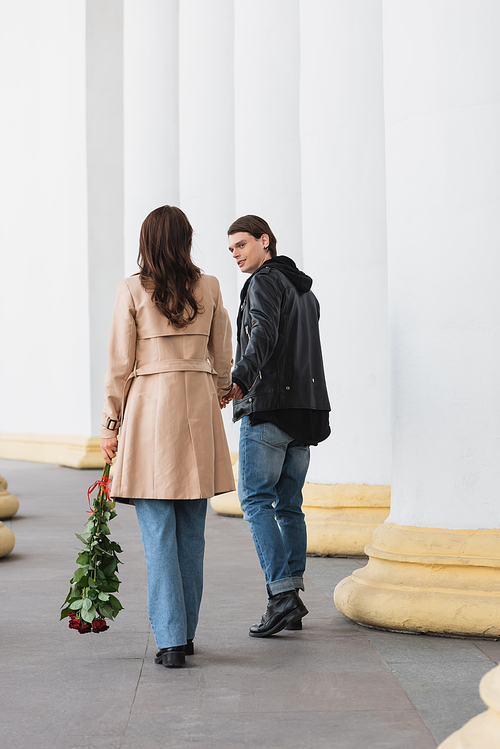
top-left (285, 619), bottom-right (303, 630)
top-left (155, 648), bottom-right (186, 668)
top-left (249, 604), bottom-right (308, 638)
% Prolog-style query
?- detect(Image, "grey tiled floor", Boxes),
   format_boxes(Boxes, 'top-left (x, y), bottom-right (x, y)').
top-left (1, 458), bottom-right (499, 749)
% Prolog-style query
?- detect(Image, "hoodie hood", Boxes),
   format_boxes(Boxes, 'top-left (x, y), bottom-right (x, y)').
top-left (259, 256), bottom-right (312, 293)
top-left (239, 256), bottom-right (312, 305)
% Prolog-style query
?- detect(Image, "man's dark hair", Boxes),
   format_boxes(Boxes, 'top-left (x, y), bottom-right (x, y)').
top-left (227, 215), bottom-right (277, 258)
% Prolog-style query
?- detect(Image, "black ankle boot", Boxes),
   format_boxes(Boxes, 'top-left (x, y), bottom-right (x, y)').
top-left (155, 646), bottom-right (186, 668)
top-left (184, 639), bottom-right (194, 655)
top-left (285, 589), bottom-right (304, 630)
top-left (249, 590), bottom-right (308, 638)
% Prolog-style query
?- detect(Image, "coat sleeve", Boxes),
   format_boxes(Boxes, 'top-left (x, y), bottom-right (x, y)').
top-left (231, 272), bottom-right (283, 395)
top-left (207, 282), bottom-right (233, 398)
top-left (100, 280), bottom-right (137, 437)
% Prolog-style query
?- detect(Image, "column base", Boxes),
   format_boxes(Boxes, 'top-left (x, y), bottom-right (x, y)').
top-left (0, 521), bottom-right (15, 557)
top-left (210, 474), bottom-right (391, 556)
top-left (438, 663), bottom-right (500, 748)
top-left (0, 433), bottom-right (103, 469)
top-left (335, 522), bottom-right (500, 638)
top-left (0, 489), bottom-right (19, 519)
top-left (303, 483), bottom-right (390, 555)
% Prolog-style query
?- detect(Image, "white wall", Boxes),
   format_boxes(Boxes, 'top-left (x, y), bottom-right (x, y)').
top-left (384, 1), bottom-right (500, 529)
top-left (300, 0), bottom-right (391, 485)
top-left (0, 0), bottom-right (92, 436)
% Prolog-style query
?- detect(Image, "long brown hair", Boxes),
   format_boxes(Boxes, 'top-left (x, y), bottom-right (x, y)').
top-left (137, 206), bottom-right (202, 328)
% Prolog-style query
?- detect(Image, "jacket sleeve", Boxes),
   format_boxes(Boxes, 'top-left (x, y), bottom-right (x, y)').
top-left (231, 272), bottom-right (283, 395)
top-left (207, 283), bottom-right (233, 398)
top-left (100, 280), bottom-right (137, 437)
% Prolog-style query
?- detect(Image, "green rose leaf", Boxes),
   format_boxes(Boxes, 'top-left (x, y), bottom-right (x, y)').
top-left (98, 592), bottom-right (110, 601)
top-left (82, 598), bottom-right (92, 612)
top-left (69, 600), bottom-right (84, 611)
top-left (87, 577), bottom-right (97, 588)
top-left (99, 604), bottom-right (114, 619)
top-left (81, 605), bottom-right (97, 623)
top-left (76, 552), bottom-right (89, 565)
top-left (75, 533), bottom-right (88, 545)
top-left (73, 567), bottom-right (87, 583)
top-left (108, 594), bottom-right (123, 612)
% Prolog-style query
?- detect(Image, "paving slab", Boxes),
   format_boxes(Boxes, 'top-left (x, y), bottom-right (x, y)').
top-left (0, 457), bottom-right (495, 749)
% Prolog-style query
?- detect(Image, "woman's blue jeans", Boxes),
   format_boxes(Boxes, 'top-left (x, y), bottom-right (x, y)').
top-left (134, 498), bottom-right (207, 649)
top-left (238, 416), bottom-right (310, 596)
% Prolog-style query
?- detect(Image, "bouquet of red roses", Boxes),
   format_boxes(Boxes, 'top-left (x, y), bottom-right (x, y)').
top-left (60, 463), bottom-right (123, 633)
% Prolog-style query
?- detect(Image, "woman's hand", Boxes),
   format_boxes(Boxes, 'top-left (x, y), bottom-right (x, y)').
top-left (100, 437), bottom-right (118, 465)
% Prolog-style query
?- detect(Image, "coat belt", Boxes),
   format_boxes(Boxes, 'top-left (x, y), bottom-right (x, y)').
top-left (126, 358), bottom-right (216, 381)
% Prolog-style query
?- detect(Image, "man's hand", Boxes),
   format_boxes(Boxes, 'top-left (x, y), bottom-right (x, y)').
top-left (230, 383), bottom-right (243, 401)
top-left (100, 437), bottom-right (118, 465)
top-left (219, 383), bottom-right (244, 409)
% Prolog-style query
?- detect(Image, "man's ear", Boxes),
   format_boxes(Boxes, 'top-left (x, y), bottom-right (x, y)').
top-left (261, 234), bottom-right (270, 251)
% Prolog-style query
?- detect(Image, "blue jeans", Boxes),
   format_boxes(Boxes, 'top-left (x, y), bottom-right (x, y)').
top-left (135, 498), bottom-right (207, 649)
top-left (238, 416), bottom-right (310, 596)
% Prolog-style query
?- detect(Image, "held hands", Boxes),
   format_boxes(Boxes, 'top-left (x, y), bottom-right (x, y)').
top-left (100, 437), bottom-right (118, 465)
top-left (219, 383), bottom-right (244, 409)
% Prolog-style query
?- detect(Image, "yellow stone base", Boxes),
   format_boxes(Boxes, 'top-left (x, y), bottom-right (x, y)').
top-left (0, 476), bottom-right (19, 519)
top-left (303, 483), bottom-right (390, 555)
top-left (0, 521), bottom-right (15, 557)
top-left (335, 522), bottom-right (500, 638)
top-left (0, 490), bottom-right (19, 519)
top-left (438, 663), bottom-right (500, 747)
top-left (210, 475), bottom-right (391, 556)
top-left (0, 433), bottom-right (103, 469)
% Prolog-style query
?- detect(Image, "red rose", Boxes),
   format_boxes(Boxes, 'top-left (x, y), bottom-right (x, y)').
top-left (68, 613), bottom-right (92, 633)
top-left (68, 615), bottom-right (81, 630)
top-left (92, 619), bottom-right (109, 633)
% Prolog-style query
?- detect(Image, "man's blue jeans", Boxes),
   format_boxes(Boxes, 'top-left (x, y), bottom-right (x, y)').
top-left (135, 498), bottom-right (207, 649)
top-left (238, 416), bottom-right (310, 596)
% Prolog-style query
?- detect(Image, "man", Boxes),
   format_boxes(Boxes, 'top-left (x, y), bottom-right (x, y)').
top-left (226, 215), bottom-right (330, 637)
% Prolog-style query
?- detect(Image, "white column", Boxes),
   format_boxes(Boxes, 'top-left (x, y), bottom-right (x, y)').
top-left (234, 0), bottom-right (302, 267)
top-left (87, 0), bottom-right (125, 434)
top-left (383, 0), bottom-right (500, 532)
top-left (123, 0), bottom-right (180, 276)
top-left (0, 0), bottom-right (92, 443)
top-left (335, 1), bottom-right (500, 636)
top-left (178, 0), bottom-right (238, 449)
top-left (298, 0), bottom-right (391, 552)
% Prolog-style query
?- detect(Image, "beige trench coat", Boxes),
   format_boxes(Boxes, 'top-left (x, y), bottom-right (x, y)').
top-left (100, 274), bottom-right (235, 502)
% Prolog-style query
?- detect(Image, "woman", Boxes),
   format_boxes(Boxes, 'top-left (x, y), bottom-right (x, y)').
top-left (100, 206), bottom-right (235, 668)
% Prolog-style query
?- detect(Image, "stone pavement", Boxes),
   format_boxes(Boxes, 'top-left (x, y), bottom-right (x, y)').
top-left (1, 458), bottom-right (499, 749)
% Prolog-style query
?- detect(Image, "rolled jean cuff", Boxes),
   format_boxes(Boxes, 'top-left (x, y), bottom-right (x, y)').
top-left (291, 576), bottom-right (305, 592)
top-left (267, 577), bottom-right (296, 596)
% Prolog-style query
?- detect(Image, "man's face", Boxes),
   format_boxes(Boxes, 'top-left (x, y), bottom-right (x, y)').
top-left (228, 232), bottom-right (270, 274)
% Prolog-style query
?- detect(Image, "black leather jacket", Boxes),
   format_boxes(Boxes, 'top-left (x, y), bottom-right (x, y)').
top-left (231, 256), bottom-right (330, 422)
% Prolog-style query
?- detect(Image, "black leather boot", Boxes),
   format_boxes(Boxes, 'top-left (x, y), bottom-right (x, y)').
top-left (184, 639), bottom-right (194, 655)
top-left (285, 589), bottom-right (304, 630)
top-left (249, 590), bottom-right (308, 637)
top-left (155, 646), bottom-right (186, 668)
